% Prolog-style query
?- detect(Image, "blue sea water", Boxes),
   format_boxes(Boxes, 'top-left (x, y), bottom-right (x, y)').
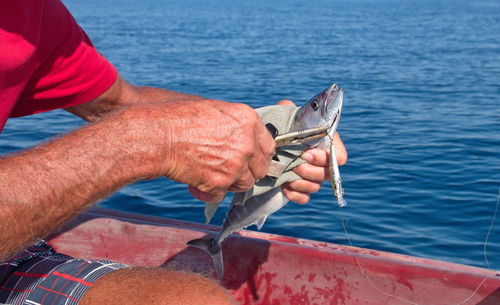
top-left (1, 0), bottom-right (499, 270)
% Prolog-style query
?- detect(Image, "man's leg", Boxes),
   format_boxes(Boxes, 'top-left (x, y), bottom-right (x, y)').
top-left (0, 242), bottom-right (235, 305)
top-left (80, 267), bottom-right (237, 305)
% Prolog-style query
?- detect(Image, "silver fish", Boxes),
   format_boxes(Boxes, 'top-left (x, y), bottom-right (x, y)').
top-left (188, 83), bottom-right (345, 280)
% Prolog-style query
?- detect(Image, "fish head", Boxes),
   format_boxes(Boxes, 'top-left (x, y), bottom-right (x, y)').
top-left (293, 83), bottom-right (344, 144)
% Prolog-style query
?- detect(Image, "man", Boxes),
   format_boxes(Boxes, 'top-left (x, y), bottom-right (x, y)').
top-left (0, 0), bottom-right (347, 304)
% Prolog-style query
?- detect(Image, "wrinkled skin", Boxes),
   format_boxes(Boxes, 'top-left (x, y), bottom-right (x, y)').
top-left (117, 100), bottom-right (276, 204)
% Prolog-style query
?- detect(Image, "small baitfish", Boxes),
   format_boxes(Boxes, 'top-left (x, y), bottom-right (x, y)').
top-left (188, 83), bottom-right (345, 280)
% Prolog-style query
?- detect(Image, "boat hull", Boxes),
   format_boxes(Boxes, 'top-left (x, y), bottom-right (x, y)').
top-left (47, 208), bottom-right (500, 305)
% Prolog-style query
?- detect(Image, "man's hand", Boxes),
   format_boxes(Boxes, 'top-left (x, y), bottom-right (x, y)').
top-left (68, 77), bottom-right (276, 204)
top-left (121, 100), bottom-right (275, 204)
top-left (277, 100), bottom-right (348, 204)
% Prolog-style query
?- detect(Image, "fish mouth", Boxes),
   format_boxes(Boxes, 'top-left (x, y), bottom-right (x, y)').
top-left (322, 84), bottom-right (344, 132)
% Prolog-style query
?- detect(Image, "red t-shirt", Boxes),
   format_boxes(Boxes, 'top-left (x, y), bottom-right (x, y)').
top-left (0, 0), bottom-right (118, 131)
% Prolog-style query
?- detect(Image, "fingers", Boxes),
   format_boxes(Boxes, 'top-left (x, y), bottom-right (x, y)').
top-left (256, 117), bottom-right (276, 158)
top-left (301, 134), bottom-right (347, 166)
top-left (285, 179), bottom-right (322, 193)
top-left (332, 133), bottom-right (348, 166)
top-left (249, 117), bottom-right (275, 181)
top-left (188, 185), bottom-right (226, 204)
top-left (277, 99), bottom-right (296, 106)
top-left (282, 180), bottom-right (322, 205)
top-left (228, 170), bottom-right (256, 192)
top-left (282, 183), bottom-right (311, 205)
top-left (285, 133), bottom-right (347, 205)
top-left (295, 162), bottom-right (332, 182)
top-left (301, 148), bottom-right (330, 167)
top-left (295, 148), bottom-right (331, 182)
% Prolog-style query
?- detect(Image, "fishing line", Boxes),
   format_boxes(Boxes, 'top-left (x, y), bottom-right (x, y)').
top-left (330, 135), bottom-right (418, 303)
top-left (454, 185), bottom-right (499, 305)
top-left (340, 185), bottom-right (500, 305)
top-left (340, 216), bottom-right (420, 305)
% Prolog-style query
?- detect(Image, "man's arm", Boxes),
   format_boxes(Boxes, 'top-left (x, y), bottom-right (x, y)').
top-left (0, 108), bottom-right (148, 260)
top-left (66, 77), bottom-right (348, 204)
top-left (0, 96), bottom-right (275, 260)
top-left (65, 76), bottom-right (203, 122)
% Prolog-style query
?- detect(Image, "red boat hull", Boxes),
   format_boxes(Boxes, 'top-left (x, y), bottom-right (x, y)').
top-left (48, 208), bottom-right (500, 305)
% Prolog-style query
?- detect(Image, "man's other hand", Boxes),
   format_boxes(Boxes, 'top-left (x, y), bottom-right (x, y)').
top-left (277, 99), bottom-right (348, 204)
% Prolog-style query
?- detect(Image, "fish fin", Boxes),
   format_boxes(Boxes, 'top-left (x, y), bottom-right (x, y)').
top-left (255, 216), bottom-right (268, 230)
top-left (187, 237), bottom-right (224, 281)
top-left (204, 202), bottom-right (220, 224)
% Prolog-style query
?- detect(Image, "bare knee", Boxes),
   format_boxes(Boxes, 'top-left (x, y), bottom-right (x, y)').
top-left (81, 267), bottom-right (237, 305)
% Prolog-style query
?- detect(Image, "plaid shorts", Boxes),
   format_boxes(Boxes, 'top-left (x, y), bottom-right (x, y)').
top-left (0, 241), bottom-right (128, 305)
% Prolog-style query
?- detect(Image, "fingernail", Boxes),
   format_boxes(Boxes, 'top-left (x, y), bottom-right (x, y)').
top-left (301, 152), bottom-right (313, 162)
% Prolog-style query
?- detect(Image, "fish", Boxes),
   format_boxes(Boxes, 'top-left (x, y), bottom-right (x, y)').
top-left (188, 83), bottom-right (345, 280)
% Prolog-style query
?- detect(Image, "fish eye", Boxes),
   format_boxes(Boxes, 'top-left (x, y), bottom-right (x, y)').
top-left (311, 99), bottom-right (319, 111)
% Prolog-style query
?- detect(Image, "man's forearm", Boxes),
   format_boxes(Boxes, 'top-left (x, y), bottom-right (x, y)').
top-left (0, 95), bottom-right (276, 260)
top-left (0, 108), bottom-right (155, 260)
top-left (65, 76), bottom-right (203, 121)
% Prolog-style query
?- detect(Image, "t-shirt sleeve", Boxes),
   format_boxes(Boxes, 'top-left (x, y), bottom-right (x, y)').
top-left (11, 0), bottom-right (117, 117)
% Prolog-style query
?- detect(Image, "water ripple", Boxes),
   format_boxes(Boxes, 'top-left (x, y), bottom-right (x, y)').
top-left (1, 0), bottom-right (498, 269)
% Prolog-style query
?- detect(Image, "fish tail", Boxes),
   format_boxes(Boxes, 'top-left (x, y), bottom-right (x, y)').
top-left (187, 237), bottom-right (224, 281)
